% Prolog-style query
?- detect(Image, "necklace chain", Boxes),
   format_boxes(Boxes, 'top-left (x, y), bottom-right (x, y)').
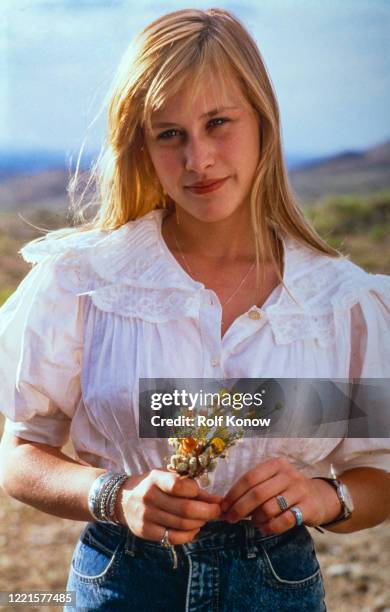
top-left (171, 226), bottom-right (256, 309)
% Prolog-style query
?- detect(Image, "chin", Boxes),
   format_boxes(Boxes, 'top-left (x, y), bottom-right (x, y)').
top-left (178, 197), bottom-right (241, 223)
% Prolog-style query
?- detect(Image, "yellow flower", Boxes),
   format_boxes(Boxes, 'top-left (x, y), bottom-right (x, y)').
top-left (210, 437), bottom-right (226, 453)
top-left (218, 387), bottom-right (230, 398)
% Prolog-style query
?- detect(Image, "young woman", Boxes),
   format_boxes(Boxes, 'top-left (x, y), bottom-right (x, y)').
top-left (0, 8), bottom-right (389, 612)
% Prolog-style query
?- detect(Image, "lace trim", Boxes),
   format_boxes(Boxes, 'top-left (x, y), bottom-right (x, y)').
top-left (81, 285), bottom-right (201, 322)
top-left (266, 310), bottom-right (335, 346)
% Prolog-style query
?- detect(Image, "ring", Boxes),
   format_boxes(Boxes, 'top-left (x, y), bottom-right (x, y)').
top-left (290, 506), bottom-right (303, 526)
top-left (276, 495), bottom-right (289, 512)
top-left (160, 528), bottom-right (171, 548)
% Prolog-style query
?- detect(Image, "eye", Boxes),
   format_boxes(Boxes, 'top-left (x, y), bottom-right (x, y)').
top-left (208, 117), bottom-right (229, 128)
top-left (157, 129), bottom-right (181, 140)
top-left (156, 117), bottom-right (229, 141)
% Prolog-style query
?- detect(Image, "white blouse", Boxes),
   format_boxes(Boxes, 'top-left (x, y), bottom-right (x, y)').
top-left (1, 209), bottom-right (389, 495)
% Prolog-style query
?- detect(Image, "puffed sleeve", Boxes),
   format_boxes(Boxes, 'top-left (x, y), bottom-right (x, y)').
top-left (0, 249), bottom-right (83, 447)
top-left (329, 273), bottom-right (390, 473)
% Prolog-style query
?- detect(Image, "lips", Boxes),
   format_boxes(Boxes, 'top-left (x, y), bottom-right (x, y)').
top-left (185, 177), bottom-right (229, 194)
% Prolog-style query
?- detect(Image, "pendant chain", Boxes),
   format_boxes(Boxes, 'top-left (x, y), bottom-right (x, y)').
top-left (171, 227), bottom-right (256, 309)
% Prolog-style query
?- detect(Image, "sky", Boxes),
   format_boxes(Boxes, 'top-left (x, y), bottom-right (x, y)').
top-left (0, 0), bottom-right (389, 158)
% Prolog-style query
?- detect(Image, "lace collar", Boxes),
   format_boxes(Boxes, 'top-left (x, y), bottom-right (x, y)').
top-left (21, 208), bottom-right (328, 294)
top-left (20, 208), bottom-right (387, 344)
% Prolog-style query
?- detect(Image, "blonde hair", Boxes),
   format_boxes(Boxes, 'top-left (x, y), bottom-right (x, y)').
top-left (34, 8), bottom-right (340, 274)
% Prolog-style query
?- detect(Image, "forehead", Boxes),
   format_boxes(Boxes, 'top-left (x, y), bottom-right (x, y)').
top-left (148, 68), bottom-right (249, 124)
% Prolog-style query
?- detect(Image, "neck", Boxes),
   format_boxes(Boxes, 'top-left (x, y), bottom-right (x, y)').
top-left (163, 206), bottom-right (259, 262)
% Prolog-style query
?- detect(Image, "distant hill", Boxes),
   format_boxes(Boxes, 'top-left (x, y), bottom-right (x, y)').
top-left (0, 168), bottom-right (69, 212)
top-left (0, 150), bottom-right (95, 178)
top-left (0, 141), bottom-right (389, 212)
top-left (290, 140), bottom-right (390, 203)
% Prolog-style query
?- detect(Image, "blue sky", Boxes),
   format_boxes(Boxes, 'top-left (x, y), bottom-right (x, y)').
top-left (1, 0), bottom-right (389, 158)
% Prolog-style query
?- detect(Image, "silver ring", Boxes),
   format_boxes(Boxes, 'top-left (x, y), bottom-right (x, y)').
top-left (161, 528), bottom-right (171, 548)
top-left (276, 495), bottom-right (289, 512)
top-left (290, 506), bottom-right (303, 526)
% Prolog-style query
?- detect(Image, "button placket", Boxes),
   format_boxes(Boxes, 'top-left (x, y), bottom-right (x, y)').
top-left (199, 290), bottom-right (223, 377)
top-left (221, 308), bottom-right (268, 362)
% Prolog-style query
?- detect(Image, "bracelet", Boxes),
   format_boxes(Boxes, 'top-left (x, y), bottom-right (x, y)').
top-left (106, 475), bottom-right (129, 523)
top-left (98, 474), bottom-right (125, 521)
top-left (97, 473), bottom-right (128, 523)
top-left (88, 471), bottom-right (129, 524)
top-left (100, 474), bottom-right (129, 523)
top-left (88, 472), bottom-right (115, 521)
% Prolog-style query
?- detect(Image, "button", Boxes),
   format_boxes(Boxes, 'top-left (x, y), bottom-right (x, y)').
top-left (211, 358), bottom-right (220, 367)
top-left (248, 309), bottom-right (262, 320)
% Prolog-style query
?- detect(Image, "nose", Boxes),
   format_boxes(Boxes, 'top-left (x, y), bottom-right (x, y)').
top-left (184, 135), bottom-right (215, 173)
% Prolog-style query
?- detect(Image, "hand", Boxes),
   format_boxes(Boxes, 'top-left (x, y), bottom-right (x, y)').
top-left (220, 457), bottom-right (342, 535)
top-left (117, 469), bottom-right (222, 545)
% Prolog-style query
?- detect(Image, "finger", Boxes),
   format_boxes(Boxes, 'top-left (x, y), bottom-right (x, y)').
top-left (144, 506), bottom-right (205, 531)
top-left (196, 489), bottom-right (223, 504)
top-left (221, 458), bottom-right (284, 512)
top-left (151, 470), bottom-right (200, 498)
top-left (255, 504), bottom-right (306, 536)
top-left (141, 522), bottom-right (201, 546)
top-left (251, 487), bottom-right (301, 525)
top-left (153, 488), bottom-right (221, 521)
top-left (222, 473), bottom-right (290, 523)
top-left (167, 527), bottom-right (201, 546)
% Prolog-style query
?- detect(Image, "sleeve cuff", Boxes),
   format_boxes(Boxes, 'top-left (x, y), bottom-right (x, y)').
top-left (4, 414), bottom-right (71, 448)
top-left (335, 451), bottom-right (390, 473)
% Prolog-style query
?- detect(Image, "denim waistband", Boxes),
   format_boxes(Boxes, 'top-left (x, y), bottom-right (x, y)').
top-left (94, 519), bottom-right (306, 560)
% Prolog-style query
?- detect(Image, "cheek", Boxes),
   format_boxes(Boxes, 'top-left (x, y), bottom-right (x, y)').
top-left (221, 131), bottom-right (259, 169)
top-left (151, 150), bottom-right (180, 184)
top-left (237, 129), bottom-right (260, 171)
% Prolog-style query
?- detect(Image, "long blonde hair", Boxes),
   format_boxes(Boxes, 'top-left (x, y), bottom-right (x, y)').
top-left (34, 8), bottom-right (340, 273)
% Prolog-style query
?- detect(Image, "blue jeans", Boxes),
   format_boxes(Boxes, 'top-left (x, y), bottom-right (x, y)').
top-left (64, 520), bottom-right (326, 611)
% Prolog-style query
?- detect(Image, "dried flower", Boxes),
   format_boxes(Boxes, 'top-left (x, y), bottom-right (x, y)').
top-left (210, 437), bottom-right (226, 453)
top-left (179, 437), bottom-right (198, 454)
top-left (166, 388), bottom-right (243, 484)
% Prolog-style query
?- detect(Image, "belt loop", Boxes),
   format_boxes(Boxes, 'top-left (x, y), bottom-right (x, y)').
top-left (244, 522), bottom-right (257, 559)
top-left (124, 528), bottom-right (137, 557)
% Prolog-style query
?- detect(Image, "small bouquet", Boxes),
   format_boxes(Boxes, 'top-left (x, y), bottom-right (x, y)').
top-left (166, 387), bottom-right (244, 486)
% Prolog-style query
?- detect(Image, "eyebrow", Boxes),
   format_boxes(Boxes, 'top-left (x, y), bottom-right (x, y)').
top-left (151, 106), bottom-right (239, 129)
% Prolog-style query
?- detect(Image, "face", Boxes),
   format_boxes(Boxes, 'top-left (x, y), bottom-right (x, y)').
top-left (144, 72), bottom-right (260, 224)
